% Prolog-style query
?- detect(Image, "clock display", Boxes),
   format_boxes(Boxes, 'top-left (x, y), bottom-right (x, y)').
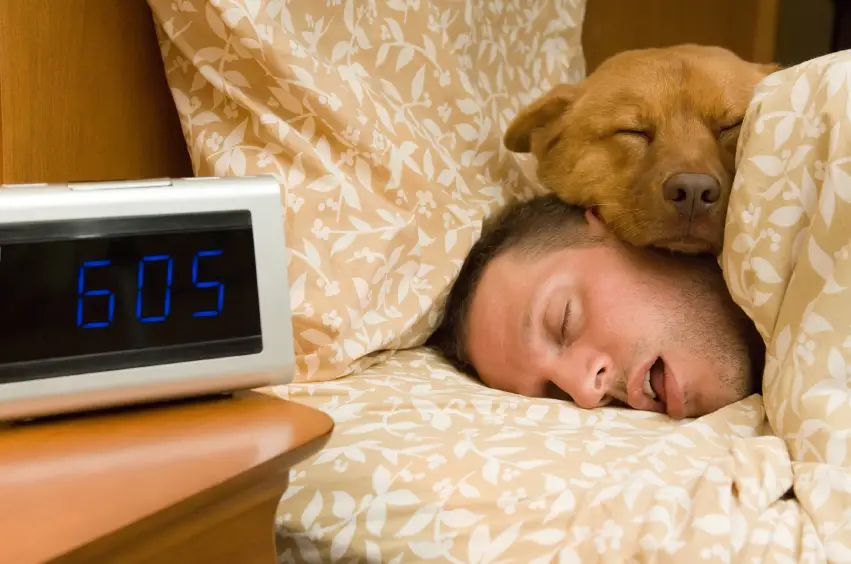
top-left (0, 211), bottom-right (263, 382)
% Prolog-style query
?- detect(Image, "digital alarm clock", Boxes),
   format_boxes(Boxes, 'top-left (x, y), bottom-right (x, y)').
top-left (0, 176), bottom-right (294, 420)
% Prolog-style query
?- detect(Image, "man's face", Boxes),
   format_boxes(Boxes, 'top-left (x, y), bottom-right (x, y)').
top-left (465, 211), bottom-right (757, 419)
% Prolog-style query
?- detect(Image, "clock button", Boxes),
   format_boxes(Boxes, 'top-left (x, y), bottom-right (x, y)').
top-left (69, 179), bottom-right (173, 191)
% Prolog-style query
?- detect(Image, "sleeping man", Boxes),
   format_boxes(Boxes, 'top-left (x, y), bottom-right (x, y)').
top-left (428, 194), bottom-right (765, 420)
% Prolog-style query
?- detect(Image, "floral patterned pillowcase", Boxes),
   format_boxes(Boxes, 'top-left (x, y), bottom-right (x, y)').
top-left (149, 0), bottom-right (587, 382)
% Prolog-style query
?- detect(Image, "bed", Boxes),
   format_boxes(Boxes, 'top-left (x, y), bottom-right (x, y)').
top-left (8, 0), bottom-right (851, 561)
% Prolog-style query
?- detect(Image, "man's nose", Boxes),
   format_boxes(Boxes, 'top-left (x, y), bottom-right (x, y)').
top-left (554, 350), bottom-right (616, 409)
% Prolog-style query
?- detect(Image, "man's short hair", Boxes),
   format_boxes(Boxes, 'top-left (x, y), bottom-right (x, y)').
top-left (427, 194), bottom-right (605, 376)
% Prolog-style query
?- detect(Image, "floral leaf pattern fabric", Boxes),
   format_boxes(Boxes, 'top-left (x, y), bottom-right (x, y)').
top-left (147, 0), bottom-right (851, 559)
top-left (268, 349), bottom-right (822, 563)
top-left (724, 50), bottom-right (851, 560)
top-left (146, 0), bottom-right (586, 382)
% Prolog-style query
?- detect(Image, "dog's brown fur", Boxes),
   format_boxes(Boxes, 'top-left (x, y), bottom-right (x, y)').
top-left (504, 44), bottom-right (780, 254)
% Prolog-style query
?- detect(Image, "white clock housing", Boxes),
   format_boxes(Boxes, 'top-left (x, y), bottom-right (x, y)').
top-left (0, 176), bottom-right (294, 420)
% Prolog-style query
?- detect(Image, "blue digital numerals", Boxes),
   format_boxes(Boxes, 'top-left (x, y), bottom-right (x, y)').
top-left (192, 250), bottom-right (224, 317)
top-left (76, 260), bottom-right (115, 329)
top-left (136, 255), bottom-right (173, 323)
top-left (76, 250), bottom-right (224, 329)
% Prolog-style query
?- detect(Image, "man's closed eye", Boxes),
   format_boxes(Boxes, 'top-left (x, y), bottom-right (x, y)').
top-left (560, 300), bottom-right (572, 343)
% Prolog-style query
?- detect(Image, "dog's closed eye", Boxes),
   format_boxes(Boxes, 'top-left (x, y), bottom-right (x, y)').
top-left (719, 119), bottom-right (744, 134)
top-left (615, 128), bottom-right (652, 142)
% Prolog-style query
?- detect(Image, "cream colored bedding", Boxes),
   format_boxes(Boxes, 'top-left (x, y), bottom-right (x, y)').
top-left (268, 349), bottom-right (807, 563)
top-left (147, 0), bottom-right (851, 560)
top-left (723, 49), bottom-right (851, 562)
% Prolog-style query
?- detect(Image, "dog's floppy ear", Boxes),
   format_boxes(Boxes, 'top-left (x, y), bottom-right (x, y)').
top-left (504, 83), bottom-right (577, 154)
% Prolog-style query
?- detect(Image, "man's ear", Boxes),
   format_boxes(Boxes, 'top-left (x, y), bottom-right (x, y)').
top-left (504, 83), bottom-right (577, 154)
top-left (584, 207), bottom-right (610, 237)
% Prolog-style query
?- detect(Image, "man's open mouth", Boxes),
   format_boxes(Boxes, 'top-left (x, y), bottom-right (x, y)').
top-left (626, 356), bottom-right (686, 419)
top-left (643, 357), bottom-right (668, 405)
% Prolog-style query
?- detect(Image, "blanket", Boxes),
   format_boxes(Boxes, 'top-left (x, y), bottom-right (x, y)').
top-left (723, 49), bottom-right (851, 562)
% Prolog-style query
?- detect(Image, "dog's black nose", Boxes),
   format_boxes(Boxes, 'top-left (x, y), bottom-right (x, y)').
top-left (663, 173), bottom-right (721, 218)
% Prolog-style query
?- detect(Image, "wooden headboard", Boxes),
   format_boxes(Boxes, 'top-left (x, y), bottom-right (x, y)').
top-left (0, 0), bottom-right (192, 184)
top-left (0, 0), bottom-right (778, 185)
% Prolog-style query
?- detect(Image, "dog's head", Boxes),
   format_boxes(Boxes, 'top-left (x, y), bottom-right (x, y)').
top-left (504, 44), bottom-right (780, 254)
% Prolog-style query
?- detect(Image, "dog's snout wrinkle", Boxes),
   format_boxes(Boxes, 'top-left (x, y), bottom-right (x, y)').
top-left (662, 173), bottom-right (720, 219)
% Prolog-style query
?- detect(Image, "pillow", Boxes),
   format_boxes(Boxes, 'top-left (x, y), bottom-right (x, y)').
top-left (147, 0), bottom-right (588, 382)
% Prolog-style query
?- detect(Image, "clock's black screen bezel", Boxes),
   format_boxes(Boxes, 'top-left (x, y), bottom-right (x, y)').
top-left (0, 211), bottom-right (263, 383)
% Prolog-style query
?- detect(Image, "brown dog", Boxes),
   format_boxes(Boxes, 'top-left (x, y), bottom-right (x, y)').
top-left (504, 44), bottom-right (780, 254)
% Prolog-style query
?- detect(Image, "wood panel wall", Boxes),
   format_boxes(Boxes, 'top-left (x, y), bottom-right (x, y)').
top-left (582, 0), bottom-right (780, 72)
top-left (0, 1), bottom-right (781, 184)
top-left (0, 0), bottom-right (192, 184)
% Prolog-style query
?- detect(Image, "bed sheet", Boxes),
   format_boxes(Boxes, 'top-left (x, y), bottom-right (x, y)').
top-left (266, 348), bottom-right (816, 563)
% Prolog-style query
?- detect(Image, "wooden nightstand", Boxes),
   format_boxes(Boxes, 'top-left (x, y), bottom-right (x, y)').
top-left (0, 391), bottom-right (333, 564)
